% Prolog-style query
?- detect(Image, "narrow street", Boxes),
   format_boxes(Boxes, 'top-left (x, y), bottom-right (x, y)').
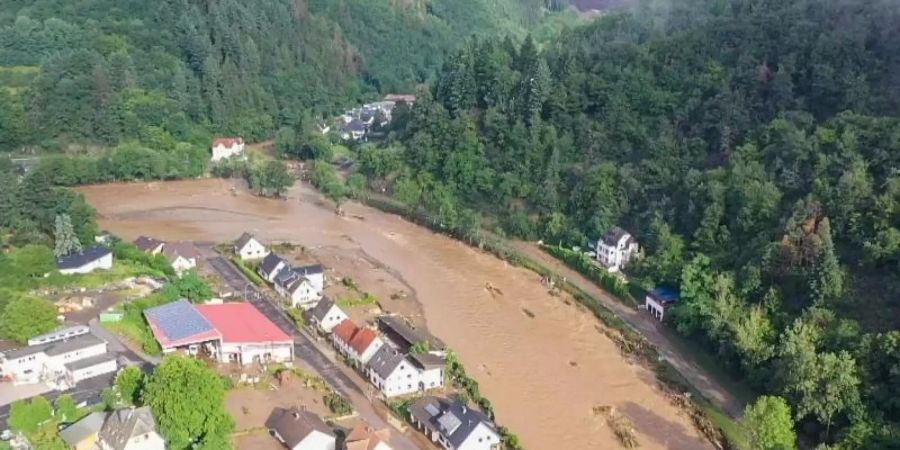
top-left (206, 256), bottom-right (423, 450)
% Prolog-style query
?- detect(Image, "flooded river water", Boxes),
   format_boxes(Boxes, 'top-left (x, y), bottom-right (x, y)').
top-left (79, 179), bottom-right (711, 450)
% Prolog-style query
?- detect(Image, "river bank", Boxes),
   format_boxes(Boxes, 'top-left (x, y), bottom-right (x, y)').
top-left (80, 178), bottom-right (714, 450)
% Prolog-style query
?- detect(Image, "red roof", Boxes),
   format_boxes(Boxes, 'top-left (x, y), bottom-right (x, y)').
top-left (212, 137), bottom-right (244, 148)
top-left (349, 328), bottom-right (379, 354)
top-left (195, 303), bottom-right (292, 344)
top-left (332, 319), bottom-right (359, 344)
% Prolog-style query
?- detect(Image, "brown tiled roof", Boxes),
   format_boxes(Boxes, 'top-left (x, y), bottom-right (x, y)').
top-left (162, 241), bottom-right (200, 261)
top-left (349, 328), bottom-right (378, 355)
top-left (346, 420), bottom-right (392, 450)
top-left (332, 319), bottom-right (359, 344)
top-left (212, 137), bottom-right (244, 148)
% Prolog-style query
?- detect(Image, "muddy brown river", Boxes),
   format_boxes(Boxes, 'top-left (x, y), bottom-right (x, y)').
top-left (80, 179), bottom-right (712, 450)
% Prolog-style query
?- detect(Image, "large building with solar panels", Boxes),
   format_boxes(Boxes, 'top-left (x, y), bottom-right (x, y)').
top-left (144, 299), bottom-right (293, 365)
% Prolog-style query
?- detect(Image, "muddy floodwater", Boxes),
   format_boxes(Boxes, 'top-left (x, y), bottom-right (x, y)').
top-left (80, 179), bottom-right (712, 450)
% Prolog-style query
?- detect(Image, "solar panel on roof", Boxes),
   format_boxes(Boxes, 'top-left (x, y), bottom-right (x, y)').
top-left (144, 299), bottom-right (215, 341)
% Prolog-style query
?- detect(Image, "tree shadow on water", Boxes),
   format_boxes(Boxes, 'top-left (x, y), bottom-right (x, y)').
top-left (619, 401), bottom-right (709, 450)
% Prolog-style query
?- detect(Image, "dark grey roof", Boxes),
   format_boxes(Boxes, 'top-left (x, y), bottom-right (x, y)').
top-left (409, 396), bottom-right (497, 448)
top-left (59, 411), bottom-right (106, 446)
top-left (601, 226), bottom-right (632, 246)
top-left (377, 315), bottom-right (444, 351)
top-left (409, 352), bottom-right (446, 370)
top-left (98, 407), bottom-right (159, 450)
top-left (297, 264), bottom-right (323, 275)
top-left (259, 253), bottom-right (286, 277)
top-left (57, 246), bottom-right (112, 270)
top-left (266, 407), bottom-right (334, 448)
top-left (64, 353), bottom-right (117, 371)
top-left (133, 236), bottom-right (164, 252)
top-left (2, 333), bottom-right (105, 360)
top-left (346, 119), bottom-right (367, 132)
top-left (367, 345), bottom-right (407, 379)
top-left (234, 232), bottom-right (255, 250)
top-left (310, 298), bottom-right (336, 322)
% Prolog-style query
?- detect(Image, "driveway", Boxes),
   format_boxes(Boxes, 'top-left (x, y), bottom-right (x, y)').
top-left (206, 256), bottom-right (422, 450)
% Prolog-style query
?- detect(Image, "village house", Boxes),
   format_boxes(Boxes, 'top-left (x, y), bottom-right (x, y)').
top-left (59, 411), bottom-right (107, 450)
top-left (133, 236), bottom-right (165, 255)
top-left (258, 253), bottom-right (288, 283)
top-left (0, 333), bottom-right (117, 389)
top-left (595, 226), bottom-right (640, 272)
top-left (266, 407), bottom-right (336, 450)
top-left (274, 264), bottom-right (325, 309)
top-left (28, 325), bottom-right (90, 346)
top-left (644, 286), bottom-right (680, 322)
top-left (383, 94), bottom-right (416, 104)
top-left (341, 119), bottom-right (368, 142)
top-left (409, 396), bottom-right (501, 450)
top-left (348, 328), bottom-right (386, 367)
top-left (365, 344), bottom-right (444, 398)
top-left (234, 232), bottom-right (267, 261)
top-left (97, 407), bottom-right (166, 450)
top-left (344, 421), bottom-right (394, 450)
top-left (309, 298), bottom-right (349, 334)
top-left (377, 315), bottom-right (444, 354)
top-left (210, 137), bottom-right (245, 161)
top-left (144, 300), bottom-right (293, 365)
top-left (162, 241), bottom-right (200, 275)
top-left (57, 246), bottom-right (113, 275)
top-left (60, 406), bottom-right (166, 450)
top-left (331, 319), bottom-right (360, 359)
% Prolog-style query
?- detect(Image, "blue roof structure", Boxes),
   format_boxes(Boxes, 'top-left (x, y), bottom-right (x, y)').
top-left (648, 286), bottom-right (680, 304)
top-left (143, 299), bottom-right (217, 345)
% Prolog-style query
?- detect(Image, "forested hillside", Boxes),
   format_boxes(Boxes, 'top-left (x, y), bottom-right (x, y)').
top-left (359, 0), bottom-right (900, 447)
top-left (0, 0), bottom-right (554, 153)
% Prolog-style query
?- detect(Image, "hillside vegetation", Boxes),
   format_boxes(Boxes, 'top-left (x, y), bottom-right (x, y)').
top-left (0, 0), bottom-right (558, 153)
top-left (358, 0), bottom-right (900, 447)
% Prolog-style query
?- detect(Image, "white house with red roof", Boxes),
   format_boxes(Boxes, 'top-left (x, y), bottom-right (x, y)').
top-left (195, 302), bottom-right (294, 365)
top-left (348, 327), bottom-right (385, 367)
top-left (211, 137), bottom-right (245, 161)
top-left (331, 319), bottom-right (359, 358)
top-left (144, 300), bottom-right (293, 365)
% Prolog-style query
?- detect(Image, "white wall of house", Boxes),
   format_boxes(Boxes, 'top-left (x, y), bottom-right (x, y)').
top-left (369, 359), bottom-right (419, 397)
top-left (306, 273), bottom-right (325, 295)
top-left (1, 353), bottom-right (49, 384)
top-left (645, 297), bottom-right (666, 321)
top-left (596, 237), bottom-right (639, 272)
top-left (211, 143), bottom-right (245, 161)
top-left (115, 431), bottom-right (166, 450)
top-left (60, 253), bottom-right (113, 275)
top-left (289, 280), bottom-right (320, 309)
top-left (219, 342), bottom-right (293, 365)
top-left (170, 256), bottom-right (197, 274)
top-left (457, 422), bottom-right (502, 450)
top-left (291, 431), bottom-right (336, 450)
top-left (237, 239), bottom-right (267, 261)
top-left (355, 337), bottom-right (385, 366)
top-left (314, 306), bottom-right (348, 333)
top-left (69, 358), bottom-right (117, 384)
top-left (418, 367), bottom-right (444, 391)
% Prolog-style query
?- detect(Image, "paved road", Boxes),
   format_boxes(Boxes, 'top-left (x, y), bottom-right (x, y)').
top-left (513, 242), bottom-right (746, 418)
top-left (206, 257), bottom-right (422, 450)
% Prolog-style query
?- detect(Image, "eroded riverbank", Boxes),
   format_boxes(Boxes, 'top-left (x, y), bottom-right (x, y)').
top-left (80, 179), bottom-right (712, 450)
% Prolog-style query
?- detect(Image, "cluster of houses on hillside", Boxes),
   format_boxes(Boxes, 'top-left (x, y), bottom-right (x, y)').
top-left (59, 406), bottom-right (166, 450)
top-left (134, 236), bottom-right (201, 275)
top-left (234, 233), bottom-right (326, 309)
top-left (0, 326), bottom-right (118, 390)
top-left (333, 94), bottom-right (416, 142)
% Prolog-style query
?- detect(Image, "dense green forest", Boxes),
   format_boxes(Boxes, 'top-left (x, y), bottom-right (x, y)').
top-left (0, 0), bottom-right (561, 153)
top-left (355, 0), bottom-right (900, 447)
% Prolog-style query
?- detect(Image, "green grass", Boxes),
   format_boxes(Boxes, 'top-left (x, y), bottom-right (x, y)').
top-left (103, 319), bottom-right (161, 356)
top-left (40, 260), bottom-right (166, 291)
top-left (230, 257), bottom-right (266, 287)
top-left (336, 293), bottom-right (378, 308)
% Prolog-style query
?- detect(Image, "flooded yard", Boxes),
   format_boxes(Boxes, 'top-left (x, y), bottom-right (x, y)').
top-left (80, 179), bottom-right (712, 450)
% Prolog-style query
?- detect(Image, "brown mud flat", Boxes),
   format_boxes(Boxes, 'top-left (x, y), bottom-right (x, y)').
top-left (80, 179), bottom-right (712, 450)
